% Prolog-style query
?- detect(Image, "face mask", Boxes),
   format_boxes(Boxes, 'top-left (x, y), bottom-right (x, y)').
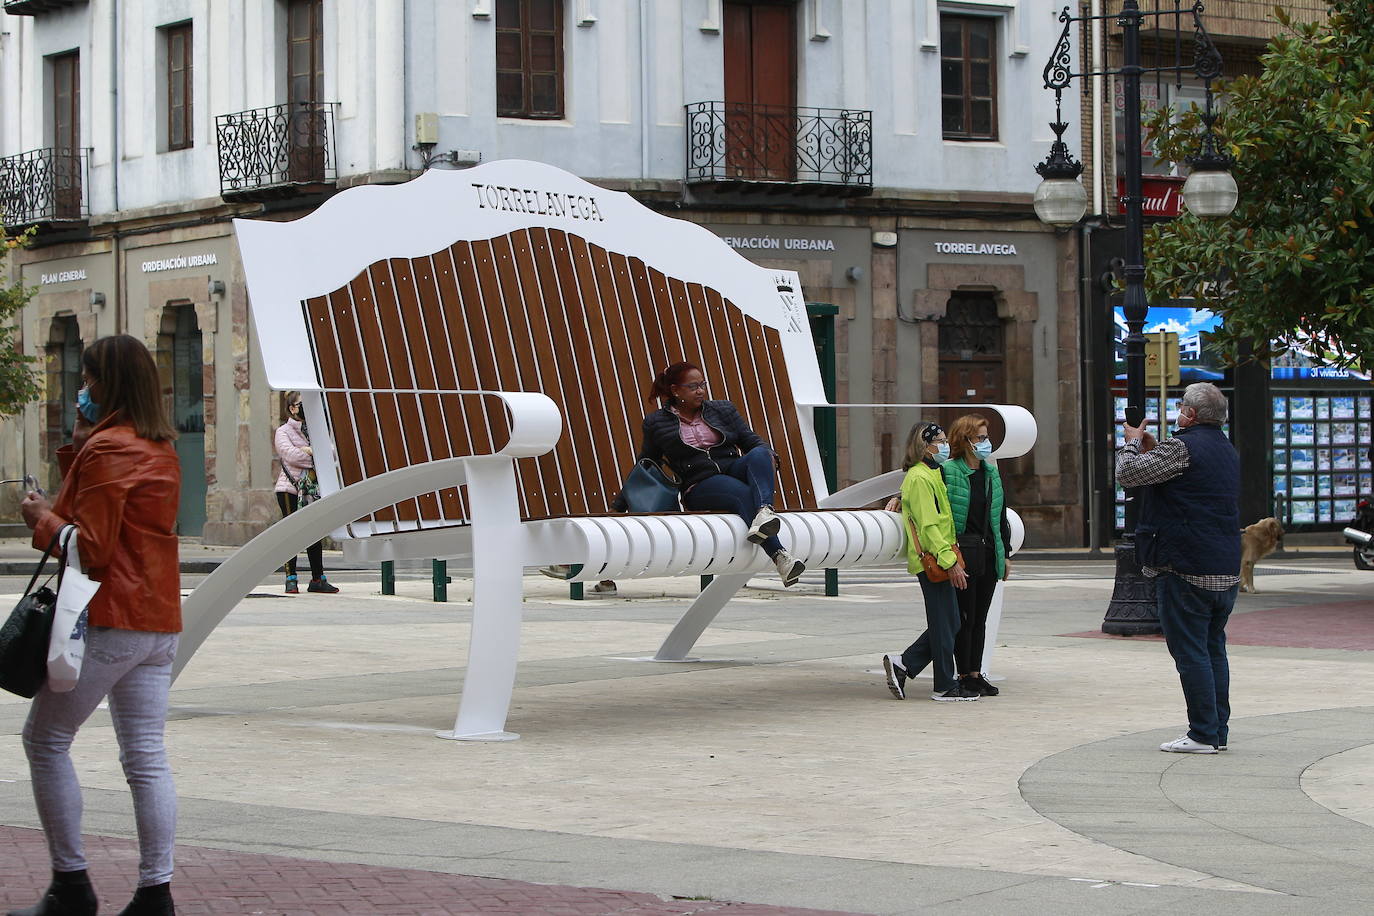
top-left (932, 443), bottom-right (950, 463)
top-left (973, 440), bottom-right (993, 460)
top-left (76, 387), bottom-right (101, 423)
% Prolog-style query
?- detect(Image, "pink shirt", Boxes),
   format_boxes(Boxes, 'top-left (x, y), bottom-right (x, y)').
top-left (673, 407), bottom-right (723, 449)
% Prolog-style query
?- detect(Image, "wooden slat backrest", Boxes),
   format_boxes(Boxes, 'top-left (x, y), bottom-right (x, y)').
top-left (302, 227), bottom-right (818, 531)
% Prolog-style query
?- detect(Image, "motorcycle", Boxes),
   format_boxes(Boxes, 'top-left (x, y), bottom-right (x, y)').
top-left (1344, 495), bottom-right (1374, 571)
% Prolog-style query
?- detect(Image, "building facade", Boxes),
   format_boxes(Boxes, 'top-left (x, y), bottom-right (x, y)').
top-left (1, 0), bottom-right (1083, 545)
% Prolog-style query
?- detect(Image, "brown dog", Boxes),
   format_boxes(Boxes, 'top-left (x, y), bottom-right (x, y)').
top-left (1240, 517), bottom-right (1283, 593)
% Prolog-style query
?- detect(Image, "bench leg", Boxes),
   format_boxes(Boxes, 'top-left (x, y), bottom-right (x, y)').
top-left (437, 458), bottom-right (525, 742)
top-left (652, 573), bottom-right (751, 661)
top-left (981, 580), bottom-right (1006, 682)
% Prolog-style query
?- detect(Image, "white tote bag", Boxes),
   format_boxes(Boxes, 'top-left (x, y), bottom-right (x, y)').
top-left (47, 525), bottom-right (100, 693)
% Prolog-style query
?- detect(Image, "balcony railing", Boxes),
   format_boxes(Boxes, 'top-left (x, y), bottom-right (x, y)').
top-left (216, 101), bottom-right (338, 201)
top-left (685, 102), bottom-right (872, 194)
top-left (3, 0), bottom-right (84, 14)
top-left (0, 147), bottom-right (89, 230)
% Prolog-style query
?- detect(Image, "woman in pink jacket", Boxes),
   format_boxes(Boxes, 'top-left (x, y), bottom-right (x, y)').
top-left (274, 392), bottom-right (338, 594)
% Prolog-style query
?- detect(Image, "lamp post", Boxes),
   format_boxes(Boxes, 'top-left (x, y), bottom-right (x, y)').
top-left (1034, 2), bottom-right (1237, 635)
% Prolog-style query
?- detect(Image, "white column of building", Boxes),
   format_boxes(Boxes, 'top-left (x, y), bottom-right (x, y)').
top-left (373, 0), bottom-right (406, 172)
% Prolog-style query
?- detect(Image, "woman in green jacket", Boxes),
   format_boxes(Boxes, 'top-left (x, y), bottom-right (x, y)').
top-left (942, 414), bottom-right (1013, 697)
top-left (881, 422), bottom-right (980, 701)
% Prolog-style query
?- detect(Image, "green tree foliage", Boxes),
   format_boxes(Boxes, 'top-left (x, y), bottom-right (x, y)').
top-left (1143, 1), bottom-right (1374, 368)
top-left (0, 227), bottom-right (42, 419)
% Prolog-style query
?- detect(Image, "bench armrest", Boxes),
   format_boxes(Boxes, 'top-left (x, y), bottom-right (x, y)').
top-left (799, 401), bottom-right (1037, 459)
top-left (486, 391), bottom-right (565, 458)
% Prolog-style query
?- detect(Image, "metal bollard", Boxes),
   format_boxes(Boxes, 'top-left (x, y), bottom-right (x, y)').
top-left (432, 559), bottom-right (450, 602)
top-left (381, 561), bottom-right (395, 595)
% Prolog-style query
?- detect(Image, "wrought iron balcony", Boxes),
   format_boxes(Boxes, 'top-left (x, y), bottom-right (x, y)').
top-left (685, 102), bottom-right (872, 194)
top-left (0, 147), bottom-right (89, 230)
top-left (3, 0), bottom-right (84, 14)
top-left (216, 101), bottom-right (338, 202)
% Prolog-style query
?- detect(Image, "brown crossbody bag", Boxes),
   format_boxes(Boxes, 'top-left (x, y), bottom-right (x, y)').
top-left (903, 490), bottom-right (963, 582)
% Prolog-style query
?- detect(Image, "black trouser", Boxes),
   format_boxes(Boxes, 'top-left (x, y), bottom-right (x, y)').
top-left (277, 491), bottom-right (324, 579)
top-left (954, 560), bottom-right (999, 676)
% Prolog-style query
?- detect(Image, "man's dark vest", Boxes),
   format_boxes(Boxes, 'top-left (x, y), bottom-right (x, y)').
top-left (1135, 424), bottom-right (1240, 577)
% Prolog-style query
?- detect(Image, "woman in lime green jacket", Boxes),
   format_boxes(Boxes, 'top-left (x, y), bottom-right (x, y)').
top-left (881, 422), bottom-right (980, 702)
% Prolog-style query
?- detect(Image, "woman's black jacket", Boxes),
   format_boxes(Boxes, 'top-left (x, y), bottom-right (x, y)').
top-left (616, 401), bottom-right (769, 506)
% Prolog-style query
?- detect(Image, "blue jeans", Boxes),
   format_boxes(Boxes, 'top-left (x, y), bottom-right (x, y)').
top-left (682, 446), bottom-right (784, 556)
top-left (1155, 573), bottom-right (1237, 748)
top-left (901, 574), bottom-right (961, 693)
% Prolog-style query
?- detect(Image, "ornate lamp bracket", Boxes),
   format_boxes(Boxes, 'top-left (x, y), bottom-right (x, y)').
top-left (1035, 96), bottom-right (1084, 181)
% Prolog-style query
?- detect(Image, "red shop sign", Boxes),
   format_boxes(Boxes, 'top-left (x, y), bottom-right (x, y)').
top-left (1116, 175), bottom-right (1186, 218)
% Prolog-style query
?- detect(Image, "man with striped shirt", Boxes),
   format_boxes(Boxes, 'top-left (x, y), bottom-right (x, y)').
top-left (1116, 382), bottom-right (1241, 754)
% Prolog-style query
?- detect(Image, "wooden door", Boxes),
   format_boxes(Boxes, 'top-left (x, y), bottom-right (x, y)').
top-left (937, 292), bottom-right (1007, 440)
top-left (723, 1), bottom-right (796, 180)
top-left (51, 52), bottom-right (81, 218)
top-left (286, 0), bottom-right (326, 183)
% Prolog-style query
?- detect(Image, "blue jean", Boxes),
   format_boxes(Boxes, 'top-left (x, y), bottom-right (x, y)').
top-left (23, 626), bottom-right (179, 887)
top-left (1155, 573), bottom-right (1237, 748)
top-left (901, 574), bottom-right (961, 693)
top-left (682, 446), bottom-right (784, 556)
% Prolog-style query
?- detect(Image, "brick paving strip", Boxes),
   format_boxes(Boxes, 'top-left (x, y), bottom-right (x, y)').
top-left (1, 826), bottom-right (865, 916)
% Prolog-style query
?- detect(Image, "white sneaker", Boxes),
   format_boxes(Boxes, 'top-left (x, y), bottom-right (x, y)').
top-left (589, 580), bottom-right (617, 596)
top-left (1159, 734), bottom-right (1218, 754)
top-left (748, 506), bottom-right (782, 544)
top-left (539, 565), bottom-right (574, 580)
top-left (773, 549), bottom-right (805, 587)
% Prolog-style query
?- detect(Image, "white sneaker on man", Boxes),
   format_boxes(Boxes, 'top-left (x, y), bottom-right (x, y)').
top-left (1159, 734), bottom-right (1218, 754)
top-left (773, 549), bottom-right (805, 587)
top-left (748, 506), bottom-right (782, 544)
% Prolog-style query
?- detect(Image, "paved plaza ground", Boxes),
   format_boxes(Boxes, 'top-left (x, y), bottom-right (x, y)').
top-left (2, 543), bottom-right (1373, 914)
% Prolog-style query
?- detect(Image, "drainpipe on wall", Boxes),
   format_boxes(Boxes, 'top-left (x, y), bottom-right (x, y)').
top-left (638, 0), bottom-right (650, 179)
top-left (1080, 222), bottom-right (1099, 552)
top-left (110, 0), bottom-right (122, 331)
top-left (1091, 0), bottom-right (1104, 216)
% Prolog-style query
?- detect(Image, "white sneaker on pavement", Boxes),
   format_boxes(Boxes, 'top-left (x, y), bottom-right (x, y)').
top-left (1159, 734), bottom-right (1218, 754)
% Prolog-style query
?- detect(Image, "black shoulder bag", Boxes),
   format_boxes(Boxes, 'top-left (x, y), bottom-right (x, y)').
top-left (0, 530), bottom-right (67, 698)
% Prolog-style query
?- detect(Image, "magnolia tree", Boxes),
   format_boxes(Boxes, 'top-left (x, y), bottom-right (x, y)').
top-left (0, 228), bottom-right (40, 419)
top-left (1144, 1), bottom-right (1373, 368)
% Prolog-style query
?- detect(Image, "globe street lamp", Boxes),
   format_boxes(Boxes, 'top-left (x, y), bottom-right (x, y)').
top-left (1033, 1), bottom-right (1237, 635)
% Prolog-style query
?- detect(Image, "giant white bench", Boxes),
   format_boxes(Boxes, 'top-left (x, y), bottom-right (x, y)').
top-left (174, 159), bottom-right (1036, 740)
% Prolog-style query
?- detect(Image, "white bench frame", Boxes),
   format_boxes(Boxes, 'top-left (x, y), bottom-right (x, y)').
top-left (174, 160), bottom-right (1037, 740)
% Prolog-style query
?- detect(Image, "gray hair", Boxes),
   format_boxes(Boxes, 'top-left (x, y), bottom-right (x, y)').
top-left (1182, 382), bottom-right (1228, 424)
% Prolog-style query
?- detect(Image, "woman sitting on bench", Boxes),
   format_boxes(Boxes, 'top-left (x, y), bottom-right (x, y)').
top-left (625, 361), bottom-right (806, 587)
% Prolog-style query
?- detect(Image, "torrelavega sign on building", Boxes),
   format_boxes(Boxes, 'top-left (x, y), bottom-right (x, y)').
top-left (932, 241), bottom-right (1019, 256)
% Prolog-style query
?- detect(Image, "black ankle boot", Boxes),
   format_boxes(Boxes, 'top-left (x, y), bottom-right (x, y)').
top-left (116, 883), bottom-right (173, 916)
top-left (6, 870), bottom-right (98, 916)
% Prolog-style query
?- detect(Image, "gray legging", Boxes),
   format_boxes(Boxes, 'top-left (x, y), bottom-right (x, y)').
top-left (22, 626), bottom-right (179, 887)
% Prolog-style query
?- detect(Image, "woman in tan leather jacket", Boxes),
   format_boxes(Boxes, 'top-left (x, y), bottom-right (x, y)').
top-left (16, 335), bottom-right (182, 916)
